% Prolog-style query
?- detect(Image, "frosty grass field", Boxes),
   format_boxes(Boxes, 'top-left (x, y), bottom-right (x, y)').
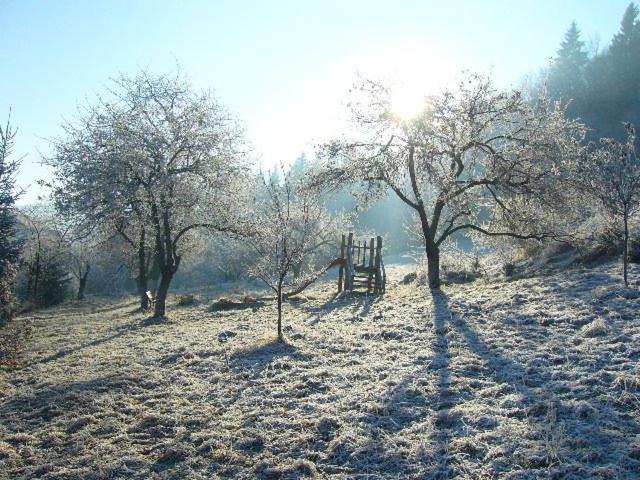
top-left (1, 261), bottom-right (640, 479)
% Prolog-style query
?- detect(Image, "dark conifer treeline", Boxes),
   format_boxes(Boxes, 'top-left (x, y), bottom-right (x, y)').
top-left (546, 3), bottom-right (640, 138)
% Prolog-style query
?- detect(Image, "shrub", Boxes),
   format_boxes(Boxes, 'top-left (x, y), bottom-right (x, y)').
top-left (34, 259), bottom-right (71, 308)
top-left (629, 236), bottom-right (640, 264)
top-left (177, 294), bottom-right (196, 307)
top-left (400, 271), bottom-right (417, 284)
top-left (503, 262), bottom-right (516, 277)
top-left (580, 318), bottom-right (609, 338)
top-left (0, 267), bottom-right (17, 328)
top-left (593, 225), bottom-right (623, 257)
top-left (0, 318), bottom-right (32, 368)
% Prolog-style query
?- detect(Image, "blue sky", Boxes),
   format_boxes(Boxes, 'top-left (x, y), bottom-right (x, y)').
top-left (0, 0), bottom-right (631, 203)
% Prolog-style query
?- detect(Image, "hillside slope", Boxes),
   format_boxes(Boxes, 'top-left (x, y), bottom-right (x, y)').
top-left (1, 262), bottom-right (640, 479)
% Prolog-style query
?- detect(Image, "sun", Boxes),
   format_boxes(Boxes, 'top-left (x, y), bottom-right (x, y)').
top-left (391, 82), bottom-right (427, 120)
top-left (356, 44), bottom-right (457, 121)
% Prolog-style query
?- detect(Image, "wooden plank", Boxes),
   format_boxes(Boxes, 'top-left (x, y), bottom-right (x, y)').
top-left (367, 237), bottom-right (375, 292)
top-left (374, 236), bottom-right (382, 293)
top-left (362, 240), bottom-right (366, 266)
top-left (346, 233), bottom-right (354, 291)
top-left (338, 233), bottom-right (346, 292)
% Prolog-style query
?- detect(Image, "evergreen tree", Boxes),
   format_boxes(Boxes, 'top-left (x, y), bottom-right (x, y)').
top-left (608, 3), bottom-right (640, 118)
top-left (0, 114), bottom-right (22, 326)
top-left (584, 3), bottom-right (640, 137)
top-left (610, 2), bottom-right (640, 56)
top-left (290, 153), bottom-right (309, 182)
top-left (548, 21), bottom-right (588, 116)
top-left (35, 258), bottom-right (71, 308)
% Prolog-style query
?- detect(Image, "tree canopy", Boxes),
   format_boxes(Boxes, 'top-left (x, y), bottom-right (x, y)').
top-left (45, 70), bottom-right (251, 316)
top-left (313, 74), bottom-right (584, 288)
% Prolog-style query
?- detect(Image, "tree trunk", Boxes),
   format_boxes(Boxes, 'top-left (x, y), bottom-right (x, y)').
top-left (418, 204), bottom-right (441, 290)
top-left (137, 277), bottom-right (149, 310)
top-left (153, 270), bottom-right (174, 317)
top-left (32, 250), bottom-right (41, 304)
top-left (148, 254), bottom-right (161, 293)
top-left (426, 246), bottom-right (441, 289)
top-left (151, 204), bottom-right (181, 318)
top-left (77, 265), bottom-right (90, 300)
top-left (276, 284), bottom-right (283, 342)
top-left (137, 272), bottom-right (149, 310)
top-left (624, 210), bottom-right (629, 287)
top-left (137, 235), bottom-right (149, 310)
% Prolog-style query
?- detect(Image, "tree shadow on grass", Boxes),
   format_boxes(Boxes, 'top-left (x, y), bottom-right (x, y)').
top-left (230, 339), bottom-right (312, 373)
top-left (17, 299), bottom-right (139, 322)
top-left (35, 316), bottom-right (158, 365)
top-left (353, 286), bottom-right (630, 477)
top-left (441, 289), bottom-right (640, 477)
top-left (425, 290), bottom-right (458, 477)
top-left (86, 299), bottom-right (140, 315)
top-left (331, 290), bottom-right (457, 477)
top-left (355, 288), bottom-right (556, 476)
top-left (499, 269), bottom-right (621, 328)
top-left (442, 290), bottom-right (577, 475)
top-left (375, 290), bottom-right (462, 477)
top-left (305, 291), bottom-right (383, 326)
top-left (1, 373), bottom-right (158, 429)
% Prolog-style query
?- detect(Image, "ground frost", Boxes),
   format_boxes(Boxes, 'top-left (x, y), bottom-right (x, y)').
top-left (1, 262), bottom-right (639, 478)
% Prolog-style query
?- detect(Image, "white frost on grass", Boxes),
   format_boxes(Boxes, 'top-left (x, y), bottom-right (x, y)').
top-left (0, 261), bottom-right (639, 478)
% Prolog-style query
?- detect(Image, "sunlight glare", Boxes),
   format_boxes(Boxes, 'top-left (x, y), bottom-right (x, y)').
top-left (391, 83), bottom-right (427, 120)
top-left (358, 44), bottom-right (457, 121)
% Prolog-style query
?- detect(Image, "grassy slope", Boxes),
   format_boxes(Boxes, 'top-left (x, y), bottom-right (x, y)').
top-left (1, 262), bottom-right (640, 479)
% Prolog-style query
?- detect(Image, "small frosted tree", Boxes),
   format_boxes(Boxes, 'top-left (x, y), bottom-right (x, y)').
top-left (313, 73), bottom-right (584, 288)
top-left (579, 123), bottom-right (640, 286)
top-left (250, 169), bottom-right (343, 342)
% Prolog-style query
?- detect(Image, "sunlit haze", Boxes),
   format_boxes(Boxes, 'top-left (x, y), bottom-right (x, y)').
top-left (0, 0), bottom-right (629, 203)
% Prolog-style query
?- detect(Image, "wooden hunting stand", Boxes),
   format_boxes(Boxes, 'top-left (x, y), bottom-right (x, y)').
top-left (337, 233), bottom-right (386, 294)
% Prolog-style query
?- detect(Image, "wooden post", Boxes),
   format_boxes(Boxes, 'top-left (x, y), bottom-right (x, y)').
top-left (367, 237), bottom-right (375, 292)
top-left (345, 233), bottom-right (354, 291)
top-left (374, 236), bottom-right (382, 293)
top-left (338, 234), bottom-right (346, 292)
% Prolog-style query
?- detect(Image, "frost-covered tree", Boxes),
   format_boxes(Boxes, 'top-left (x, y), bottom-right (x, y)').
top-left (313, 73), bottom-right (584, 288)
top-left (44, 98), bottom-right (156, 310)
top-left (45, 70), bottom-right (250, 317)
top-left (579, 123), bottom-right (640, 286)
top-left (250, 168), bottom-right (343, 342)
top-left (0, 113), bottom-right (23, 325)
